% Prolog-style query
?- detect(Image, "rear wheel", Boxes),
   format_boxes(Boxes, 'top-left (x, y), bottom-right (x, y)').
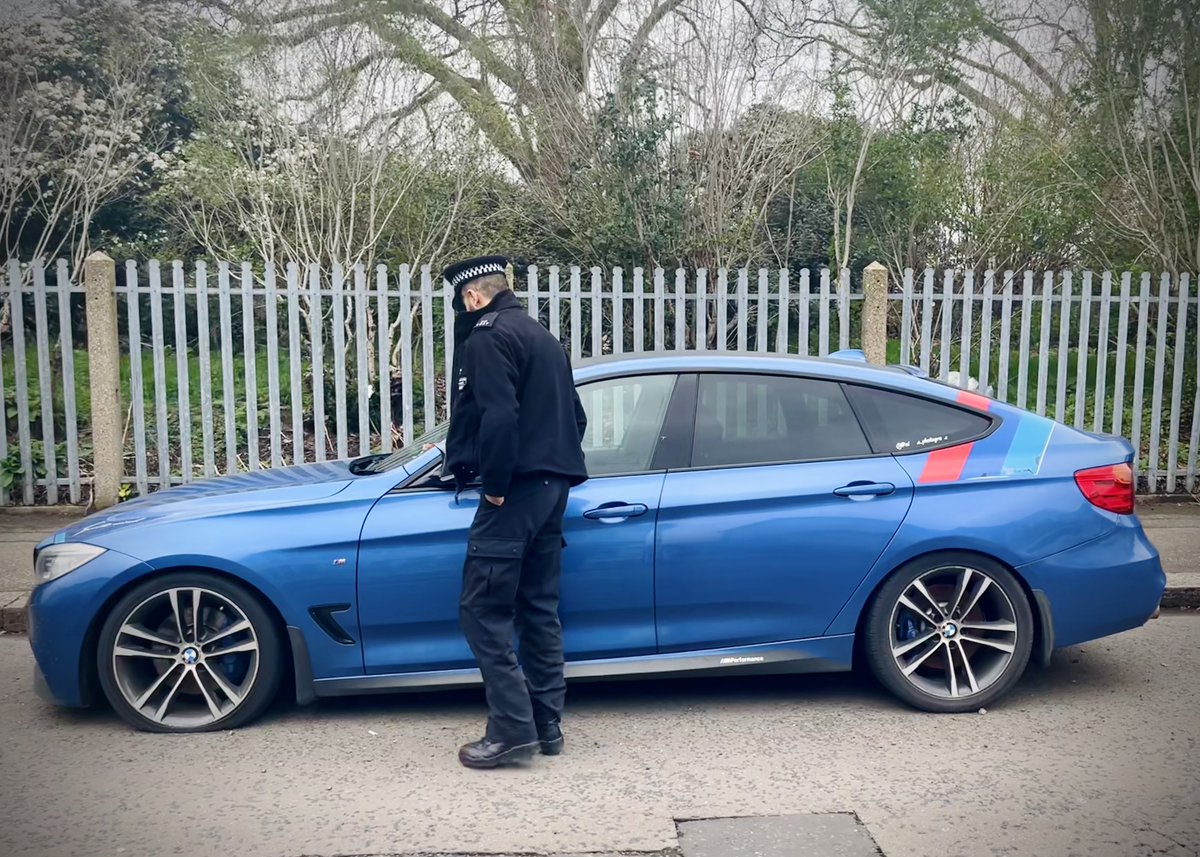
top-left (863, 553), bottom-right (1034, 713)
top-left (96, 571), bottom-right (283, 733)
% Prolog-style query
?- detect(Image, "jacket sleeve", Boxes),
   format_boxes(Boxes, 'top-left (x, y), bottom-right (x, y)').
top-left (573, 386), bottom-right (588, 442)
top-left (464, 329), bottom-right (520, 497)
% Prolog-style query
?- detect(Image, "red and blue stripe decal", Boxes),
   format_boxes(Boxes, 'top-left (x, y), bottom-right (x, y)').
top-left (917, 391), bottom-right (1055, 485)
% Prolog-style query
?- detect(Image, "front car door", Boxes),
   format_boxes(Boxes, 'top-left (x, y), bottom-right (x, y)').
top-left (654, 372), bottom-right (915, 651)
top-left (355, 371), bottom-right (683, 674)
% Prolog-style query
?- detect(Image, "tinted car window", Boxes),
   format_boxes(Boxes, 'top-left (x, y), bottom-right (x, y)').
top-left (692, 374), bottom-right (871, 467)
top-left (844, 384), bottom-right (993, 454)
top-left (579, 374), bottom-right (676, 476)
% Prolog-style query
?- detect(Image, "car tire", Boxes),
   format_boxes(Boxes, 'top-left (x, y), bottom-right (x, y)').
top-left (96, 571), bottom-right (284, 733)
top-left (863, 552), bottom-right (1034, 713)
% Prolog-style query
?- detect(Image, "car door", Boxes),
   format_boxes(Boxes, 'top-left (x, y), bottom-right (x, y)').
top-left (654, 372), bottom-right (915, 652)
top-left (356, 371), bottom-right (682, 674)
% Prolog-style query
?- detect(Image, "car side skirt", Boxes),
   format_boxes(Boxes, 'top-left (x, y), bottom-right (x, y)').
top-left (295, 632), bottom-right (855, 700)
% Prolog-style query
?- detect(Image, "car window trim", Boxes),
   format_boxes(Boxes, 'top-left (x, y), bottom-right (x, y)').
top-left (385, 461), bottom-right (454, 494)
top-left (649, 373), bottom-right (696, 471)
top-left (670, 449), bottom-right (892, 474)
top-left (839, 380), bottom-right (1001, 456)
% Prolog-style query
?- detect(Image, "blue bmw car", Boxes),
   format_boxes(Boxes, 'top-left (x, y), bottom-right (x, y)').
top-left (28, 352), bottom-right (1165, 732)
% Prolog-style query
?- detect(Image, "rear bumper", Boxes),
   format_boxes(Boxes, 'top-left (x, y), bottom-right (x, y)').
top-left (1018, 517), bottom-right (1165, 650)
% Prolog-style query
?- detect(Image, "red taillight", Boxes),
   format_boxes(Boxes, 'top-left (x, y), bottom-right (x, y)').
top-left (1075, 463), bottom-right (1134, 514)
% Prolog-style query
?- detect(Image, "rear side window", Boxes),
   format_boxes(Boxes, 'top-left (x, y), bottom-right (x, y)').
top-left (844, 384), bottom-right (993, 454)
top-left (692, 374), bottom-right (872, 467)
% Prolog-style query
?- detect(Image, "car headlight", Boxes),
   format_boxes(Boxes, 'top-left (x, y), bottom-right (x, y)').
top-left (34, 543), bottom-right (107, 584)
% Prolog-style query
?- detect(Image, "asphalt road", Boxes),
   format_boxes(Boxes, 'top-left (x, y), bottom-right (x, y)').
top-left (1, 616), bottom-right (1198, 857)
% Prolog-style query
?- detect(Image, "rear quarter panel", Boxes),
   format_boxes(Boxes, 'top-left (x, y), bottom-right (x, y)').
top-left (825, 399), bottom-right (1125, 635)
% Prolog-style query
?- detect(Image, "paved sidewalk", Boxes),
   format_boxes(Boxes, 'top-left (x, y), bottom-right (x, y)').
top-left (0, 510), bottom-right (84, 632)
top-left (1, 503), bottom-right (1198, 634)
top-left (1137, 504), bottom-right (1200, 607)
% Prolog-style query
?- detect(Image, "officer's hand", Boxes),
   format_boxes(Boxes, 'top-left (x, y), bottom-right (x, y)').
top-left (485, 494), bottom-right (505, 507)
top-left (422, 443), bottom-right (435, 451)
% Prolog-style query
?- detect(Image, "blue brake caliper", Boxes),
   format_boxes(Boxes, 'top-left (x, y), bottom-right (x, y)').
top-left (219, 656), bottom-right (243, 682)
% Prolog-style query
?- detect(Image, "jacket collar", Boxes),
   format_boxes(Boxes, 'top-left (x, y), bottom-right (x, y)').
top-left (454, 289), bottom-right (522, 348)
top-left (483, 290), bottom-right (522, 314)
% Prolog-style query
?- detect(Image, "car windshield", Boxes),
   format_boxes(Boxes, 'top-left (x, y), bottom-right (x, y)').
top-left (351, 423), bottom-right (450, 474)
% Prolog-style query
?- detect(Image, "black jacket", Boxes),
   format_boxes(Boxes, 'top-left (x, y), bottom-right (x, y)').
top-left (446, 290), bottom-right (588, 496)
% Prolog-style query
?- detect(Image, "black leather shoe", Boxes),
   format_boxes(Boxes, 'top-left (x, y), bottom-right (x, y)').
top-left (537, 721), bottom-right (564, 756)
top-left (458, 738), bottom-right (537, 769)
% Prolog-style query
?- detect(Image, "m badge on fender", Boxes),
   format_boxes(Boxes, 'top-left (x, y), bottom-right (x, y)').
top-left (458, 375), bottom-right (468, 391)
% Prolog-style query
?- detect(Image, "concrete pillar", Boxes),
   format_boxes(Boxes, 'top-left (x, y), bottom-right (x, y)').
top-left (862, 262), bottom-right (889, 365)
top-left (85, 252), bottom-right (121, 509)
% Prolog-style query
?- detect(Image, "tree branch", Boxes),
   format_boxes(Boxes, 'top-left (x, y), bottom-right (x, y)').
top-left (978, 19), bottom-right (1067, 102)
top-left (392, 0), bottom-right (523, 94)
top-left (589, 0), bottom-right (622, 41)
top-left (364, 16), bottom-right (532, 170)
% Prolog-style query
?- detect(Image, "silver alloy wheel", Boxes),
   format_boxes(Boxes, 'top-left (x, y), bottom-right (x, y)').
top-left (889, 565), bottom-right (1018, 700)
top-left (111, 586), bottom-right (260, 729)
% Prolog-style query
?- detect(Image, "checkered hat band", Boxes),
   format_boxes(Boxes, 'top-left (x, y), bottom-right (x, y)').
top-left (450, 263), bottom-right (505, 288)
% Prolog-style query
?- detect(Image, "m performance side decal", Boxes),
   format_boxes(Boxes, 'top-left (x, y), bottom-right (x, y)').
top-left (918, 442), bottom-right (976, 484)
top-left (917, 390), bottom-right (989, 484)
top-left (917, 391), bottom-right (1054, 483)
top-left (999, 415), bottom-right (1055, 476)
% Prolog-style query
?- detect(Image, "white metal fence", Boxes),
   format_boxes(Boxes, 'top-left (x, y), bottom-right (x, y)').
top-left (1, 259), bottom-right (1197, 505)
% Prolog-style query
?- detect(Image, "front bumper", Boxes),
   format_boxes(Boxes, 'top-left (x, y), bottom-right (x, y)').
top-left (27, 546), bottom-right (154, 708)
top-left (1018, 516), bottom-right (1165, 650)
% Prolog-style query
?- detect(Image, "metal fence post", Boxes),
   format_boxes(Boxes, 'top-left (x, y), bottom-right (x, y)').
top-left (85, 251), bottom-right (121, 509)
top-left (862, 261), bottom-right (888, 365)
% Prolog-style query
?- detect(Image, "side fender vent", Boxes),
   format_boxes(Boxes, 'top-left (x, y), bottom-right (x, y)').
top-left (309, 604), bottom-right (355, 645)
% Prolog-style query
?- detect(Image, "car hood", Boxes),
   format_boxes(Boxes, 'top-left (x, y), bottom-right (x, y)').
top-left (51, 461), bottom-right (357, 544)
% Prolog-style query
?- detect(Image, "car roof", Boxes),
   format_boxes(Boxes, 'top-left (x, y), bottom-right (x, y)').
top-left (570, 351), bottom-right (994, 408)
top-left (574, 350), bottom-right (925, 386)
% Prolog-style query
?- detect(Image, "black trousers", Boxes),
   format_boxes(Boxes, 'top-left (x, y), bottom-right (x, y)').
top-left (459, 474), bottom-right (570, 744)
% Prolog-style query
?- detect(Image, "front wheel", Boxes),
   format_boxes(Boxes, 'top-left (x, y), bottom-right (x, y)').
top-left (96, 572), bottom-right (284, 733)
top-left (863, 553), bottom-right (1034, 713)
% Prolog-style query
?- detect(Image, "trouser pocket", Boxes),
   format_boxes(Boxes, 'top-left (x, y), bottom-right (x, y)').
top-left (462, 537), bottom-right (524, 607)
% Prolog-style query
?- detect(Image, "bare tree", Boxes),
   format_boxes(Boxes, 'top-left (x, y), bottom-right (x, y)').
top-left (662, 2), bottom-right (831, 268)
top-left (160, 23), bottom-right (473, 270)
top-left (157, 23), bottom-right (487, 442)
top-left (1058, 6), bottom-right (1200, 272)
top-left (196, 0), bottom-right (711, 183)
top-left (1, 1), bottom-right (180, 272)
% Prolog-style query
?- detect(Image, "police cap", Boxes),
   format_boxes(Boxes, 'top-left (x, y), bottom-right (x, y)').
top-left (442, 255), bottom-right (510, 312)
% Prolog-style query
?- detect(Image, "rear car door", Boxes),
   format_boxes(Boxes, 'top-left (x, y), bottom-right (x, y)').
top-left (654, 372), bottom-right (915, 651)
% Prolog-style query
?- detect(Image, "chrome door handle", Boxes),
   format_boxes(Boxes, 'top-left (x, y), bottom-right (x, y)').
top-left (833, 482), bottom-right (895, 498)
top-left (583, 503), bottom-right (649, 520)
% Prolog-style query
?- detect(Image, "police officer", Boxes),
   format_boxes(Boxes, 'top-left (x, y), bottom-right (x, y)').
top-left (441, 255), bottom-right (588, 769)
